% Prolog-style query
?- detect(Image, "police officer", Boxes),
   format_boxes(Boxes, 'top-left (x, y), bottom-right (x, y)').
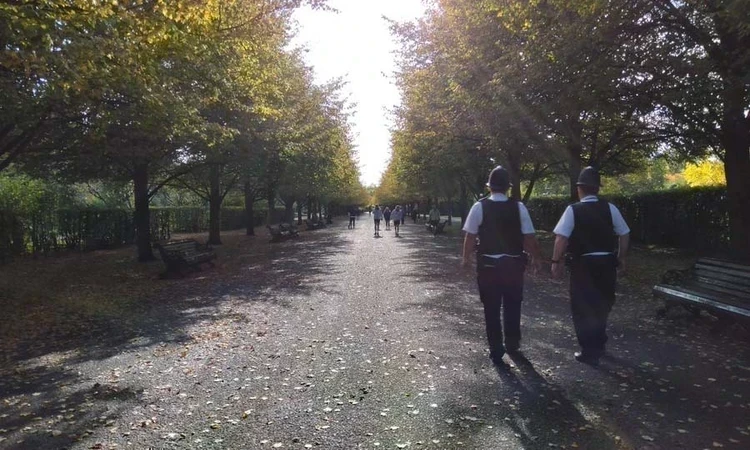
top-left (551, 167), bottom-right (630, 365)
top-left (462, 166), bottom-right (542, 366)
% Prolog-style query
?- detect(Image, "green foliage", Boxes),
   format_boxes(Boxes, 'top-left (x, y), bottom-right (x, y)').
top-left (0, 172), bottom-right (80, 215)
top-left (0, 205), bottom-right (278, 257)
top-left (1, 0), bottom-right (369, 258)
top-left (384, 0), bottom-right (750, 255)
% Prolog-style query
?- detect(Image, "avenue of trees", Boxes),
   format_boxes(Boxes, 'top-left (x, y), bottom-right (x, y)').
top-left (1, 0), bottom-right (367, 261)
top-left (378, 0), bottom-right (750, 257)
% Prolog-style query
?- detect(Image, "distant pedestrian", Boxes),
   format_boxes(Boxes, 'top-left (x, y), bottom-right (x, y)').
top-left (429, 205), bottom-right (440, 228)
top-left (348, 209), bottom-right (356, 229)
top-left (372, 205), bottom-right (383, 237)
top-left (392, 205), bottom-right (403, 237)
top-left (462, 166), bottom-right (542, 367)
top-left (551, 166), bottom-right (630, 365)
top-left (384, 207), bottom-right (392, 231)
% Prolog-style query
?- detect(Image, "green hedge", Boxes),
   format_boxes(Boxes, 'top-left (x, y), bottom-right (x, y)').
top-left (526, 186), bottom-right (728, 250)
top-left (0, 206), bottom-right (276, 257)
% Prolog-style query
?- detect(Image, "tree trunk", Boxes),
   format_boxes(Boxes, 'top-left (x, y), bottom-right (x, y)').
top-left (459, 181), bottom-right (469, 225)
top-left (307, 196), bottom-right (312, 220)
top-left (508, 165), bottom-right (522, 201)
top-left (566, 119), bottom-right (583, 201)
top-left (522, 179), bottom-right (536, 203)
top-left (284, 200), bottom-right (295, 223)
top-left (297, 202), bottom-right (303, 225)
top-left (267, 191), bottom-right (276, 224)
top-left (208, 164), bottom-right (222, 245)
top-left (244, 182), bottom-right (255, 236)
top-left (721, 78), bottom-right (750, 260)
top-left (133, 163), bottom-right (155, 262)
top-left (523, 163), bottom-right (542, 203)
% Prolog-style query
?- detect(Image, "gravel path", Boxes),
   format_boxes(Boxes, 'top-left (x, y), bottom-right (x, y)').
top-left (1, 219), bottom-right (749, 449)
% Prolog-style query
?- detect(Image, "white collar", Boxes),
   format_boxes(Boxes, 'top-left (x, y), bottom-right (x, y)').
top-left (581, 195), bottom-right (599, 202)
top-left (489, 193), bottom-right (509, 201)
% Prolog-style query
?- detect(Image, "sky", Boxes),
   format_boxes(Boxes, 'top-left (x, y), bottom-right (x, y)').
top-left (291, 0), bottom-right (426, 187)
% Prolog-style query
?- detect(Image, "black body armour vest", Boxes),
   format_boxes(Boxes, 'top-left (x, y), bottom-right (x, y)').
top-left (569, 200), bottom-right (616, 256)
top-left (477, 198), bottom-right (523, 256)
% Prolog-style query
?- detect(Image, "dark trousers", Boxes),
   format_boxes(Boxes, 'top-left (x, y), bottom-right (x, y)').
top-left (570, 257), bottom-right (617, 356)
top-left (477, 258), bottom-right (525, 356)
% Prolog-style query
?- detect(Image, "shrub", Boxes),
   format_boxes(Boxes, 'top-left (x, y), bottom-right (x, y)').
top-left (0, 206), bottom-right (277, 257)
top-left (527, 186), bottom-right (728, 250)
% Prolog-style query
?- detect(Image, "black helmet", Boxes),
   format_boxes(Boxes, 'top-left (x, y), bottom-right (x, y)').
top-left (576, 166), bottom-right (601, 187)
top-left (487, 166), bottom-right (511, 191)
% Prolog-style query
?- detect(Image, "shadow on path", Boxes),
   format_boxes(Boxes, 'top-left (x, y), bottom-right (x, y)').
top-left (391, 224), bottom-right (750, 449)
top-left (0, 228), bottom-right (349, 449)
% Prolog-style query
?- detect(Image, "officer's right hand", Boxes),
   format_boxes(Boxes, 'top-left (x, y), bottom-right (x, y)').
top-left (551, 262), bottom-right (564, 279)
top-left (529, 258), bottom-right (542, 275)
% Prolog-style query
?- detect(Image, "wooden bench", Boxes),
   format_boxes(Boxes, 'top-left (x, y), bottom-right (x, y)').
top-left (154, 239), bottom-right (216, 277)
top-left (654, 258), bottom-right (750, 325)
top-left (426, 219), bottom-right (449, 235)
top-left (268, 223), bottom-right (299, 242)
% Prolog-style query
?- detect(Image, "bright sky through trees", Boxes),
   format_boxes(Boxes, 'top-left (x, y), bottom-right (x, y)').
top-left (292, 0), bottom-right (426, 186)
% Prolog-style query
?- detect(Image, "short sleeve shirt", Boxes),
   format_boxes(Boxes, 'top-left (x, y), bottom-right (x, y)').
top-left (462, 193), bottom-right (535, 235)
top-left (553, 195), bottom-right (630, 238)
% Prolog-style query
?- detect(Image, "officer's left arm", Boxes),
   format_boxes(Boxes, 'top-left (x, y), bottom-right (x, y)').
top-left (610, 204), bottom-right (631, 270)
top-left (551, 234), bottom-right (569, 278)
top-left (518, 203), bottom-right (542, 265)
top-left (462, 232), bottom-right (476, 267)
top-left (617, 233), bottom-right (630, 271)
top-left (461, 202), bottom-right (482, 267)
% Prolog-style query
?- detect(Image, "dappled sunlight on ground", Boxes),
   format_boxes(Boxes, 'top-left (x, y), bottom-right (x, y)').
top-left (0, 222), bottom-right (748, 449)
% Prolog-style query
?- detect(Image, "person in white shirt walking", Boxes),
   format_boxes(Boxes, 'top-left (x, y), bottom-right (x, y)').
top-left (551, 166), bottom-right (630, 365)
top-left (429, 205), bottom-right (441, 228)
top-left (462, 166), bottom-right (542, 367)
top-left (372, 205), bottom-right (383, 237)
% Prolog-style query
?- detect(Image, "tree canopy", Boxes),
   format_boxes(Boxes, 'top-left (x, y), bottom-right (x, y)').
top-left (382, 0), bottom-right (750, 257)
top-left (1, 0), bottom-right (366, 260)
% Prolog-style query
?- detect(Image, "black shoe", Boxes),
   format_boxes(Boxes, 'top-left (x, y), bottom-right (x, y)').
top-left (574, 351), bottom-right (600, 365)
top-left (489, 351), bottom-right (505, 366)
top-left (505, 343), bottom-right (521, 354)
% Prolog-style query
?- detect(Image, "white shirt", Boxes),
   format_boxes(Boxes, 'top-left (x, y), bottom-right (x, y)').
top-left (462, 193), bottom-right (535, 258)
top-left (553, 195), bottom-right (630, 256)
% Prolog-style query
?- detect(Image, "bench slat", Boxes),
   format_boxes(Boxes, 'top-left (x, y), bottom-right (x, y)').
top-left (695, 263), bottom-right (750, 280)
top-left (653, 285), bottom-right (750, 318)
top-left (654, 285), bottom-right (747, 309)
top-left (698, 258), bottom-right (750, 274)
top-left (693, 276), bottom-right (750, 295)
top-left (684, 280), bottom-right (750, 300)
top-left (694, 268), bottom-right (750, 288)
top-left (165, 243), bottom-right (194, 248)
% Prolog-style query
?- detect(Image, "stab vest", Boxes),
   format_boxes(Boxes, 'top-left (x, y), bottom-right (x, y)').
top-left (477, 198), bottom-right (523, 256)
top-left (569, 200), bottom-right (616, 256)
